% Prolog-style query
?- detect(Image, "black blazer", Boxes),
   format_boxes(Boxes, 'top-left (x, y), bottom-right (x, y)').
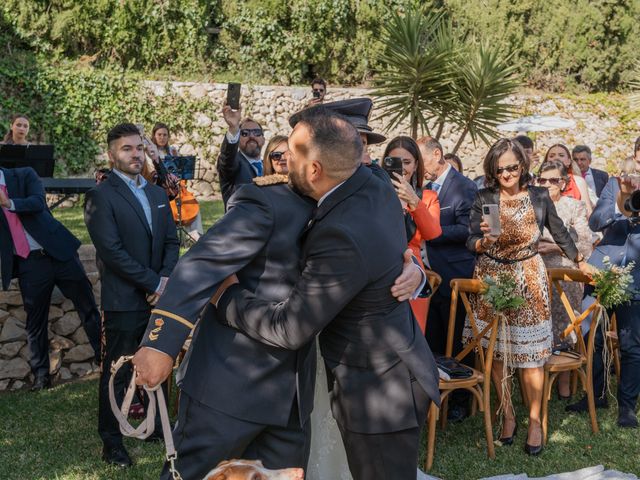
top-left (141, 181), bottom-right (316, 427)
top-left (219, 165), bottom-right (441, 434)
top-left (84, 173), bottom-right (179, 311)
top-left (216, 137), bottom-right (258, 208)
top-left (0, 167), bottom-right (81, 289)
top-left (590, 168), bottom-right (609, 197)
top-left (467, 186), bottom-right (579, 261)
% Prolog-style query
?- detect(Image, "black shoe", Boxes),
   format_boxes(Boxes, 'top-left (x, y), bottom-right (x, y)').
top-left (565, 396), bottom-right (608, 413)
top-left (31, 375), bottom-right (51, 392)
top-left (102, 444), bottom-right (133, 468)
top-left (498, 422), bottom-right (517, 446)
top-left (446, 404), bottom-right (469, 422)
top-left (524, 442), bottom-right (543, 456)
top-left (617, 408), bottom-right (639, 428)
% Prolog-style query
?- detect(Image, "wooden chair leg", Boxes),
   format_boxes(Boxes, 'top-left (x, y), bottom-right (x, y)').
top-left (483, 384), bottom-right (495, 459)
top-left (581, 367), bottom-right (599, 434)
top-left (570, 370), bottom-right (578, 397)
top-left (439, 395), bottom-right (449, 430)
top-left (425, 402), bottom-right (438, 471)
top-left (612, 343), bottom-right (621, 384)
top-left (541, 368), bottom-right (551, 445)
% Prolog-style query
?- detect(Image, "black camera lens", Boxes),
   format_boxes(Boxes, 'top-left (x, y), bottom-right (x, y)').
top-left (625, 190), bottom-right (640, 212)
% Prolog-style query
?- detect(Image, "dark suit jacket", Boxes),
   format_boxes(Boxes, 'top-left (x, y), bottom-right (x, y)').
top-left (0, 167), bottom-right (81, 289)
top-left (216, 136), bottom-right (258, 208)
top-left (467, 186), bottom-right (579, 261)
top-left (141, 181), bottom-right (316, 427)
top-left (590, 168), bottom-right (609, 198)
top-left (219, 165), bottom-right (440, 434)
top-left (425, 167), bottom-right (477, 297)
top-left (84, 172), bottom-right (179, 312)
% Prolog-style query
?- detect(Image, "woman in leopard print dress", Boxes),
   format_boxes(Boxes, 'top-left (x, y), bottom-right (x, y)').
top-left (466, 139), bottom-right (593, 456)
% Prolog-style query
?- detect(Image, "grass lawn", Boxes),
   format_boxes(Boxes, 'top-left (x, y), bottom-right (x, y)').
top-left (1, 375), bottom-right (638, 479)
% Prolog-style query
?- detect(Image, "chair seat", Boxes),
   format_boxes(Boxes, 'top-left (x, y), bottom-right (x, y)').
top-left (439, 369), bottom-right (483, 389)
top-left (545, 353), bottom-right (585, 372)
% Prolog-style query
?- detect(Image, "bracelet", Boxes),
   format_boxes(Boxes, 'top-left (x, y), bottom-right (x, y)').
top-left (575, 253), bottom-right (585, 264)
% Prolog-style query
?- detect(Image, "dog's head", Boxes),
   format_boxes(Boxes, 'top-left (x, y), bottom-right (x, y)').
top-left (203, 459), bottom-right (304, 480)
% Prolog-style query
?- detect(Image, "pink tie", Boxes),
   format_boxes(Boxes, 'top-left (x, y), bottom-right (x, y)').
top-left (0, 185), bottom-right (30, 258)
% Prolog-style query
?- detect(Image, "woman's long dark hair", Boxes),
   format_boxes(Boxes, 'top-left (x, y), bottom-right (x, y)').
top-left (3, 114), bottom-right (29, 144)
top-left (483, 138), bottom-right (532, 191)
top-left (151, 122), bottom-right (171, 154)
top-left (382, 136), bottom-right (425, 189)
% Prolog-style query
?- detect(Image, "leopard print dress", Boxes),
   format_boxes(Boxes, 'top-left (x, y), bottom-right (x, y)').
top-left (467, 194), bottom-right (552, 368)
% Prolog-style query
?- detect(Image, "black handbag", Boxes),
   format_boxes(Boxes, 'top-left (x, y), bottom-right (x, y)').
top-left (435, 356), bottom-right (473, 379)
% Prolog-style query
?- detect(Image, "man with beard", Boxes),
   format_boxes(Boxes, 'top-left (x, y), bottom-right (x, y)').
top-left (217, 100), bottom-right (266, 208)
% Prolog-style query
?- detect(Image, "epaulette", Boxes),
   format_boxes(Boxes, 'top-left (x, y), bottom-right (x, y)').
top-left (253, 174), bottom-right (289, 186)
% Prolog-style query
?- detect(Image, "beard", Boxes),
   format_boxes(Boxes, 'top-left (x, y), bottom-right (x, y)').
top-left (288, 169), bottom-right (313, 197)
top-left (242, 140), bottom-right (261, 159)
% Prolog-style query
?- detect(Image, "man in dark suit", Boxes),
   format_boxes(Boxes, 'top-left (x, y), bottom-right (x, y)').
top-left (573, 144), bottom-right (609, 198)
top-left (0, 166), bottom-right (101, 391)
top-left (214, 109), bottom-right (440, 480)
top-left (217, 100), bottom-right (265, 207)
top-left (84, 123), bottom-right (179, 467)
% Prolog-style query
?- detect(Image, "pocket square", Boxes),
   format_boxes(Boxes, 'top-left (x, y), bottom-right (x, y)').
top-left (439, 206), bottom-right (452, 211)
top-left (158, 204), bottom-right (166, 208)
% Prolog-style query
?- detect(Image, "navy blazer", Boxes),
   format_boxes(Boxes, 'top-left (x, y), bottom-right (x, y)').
top-left (590, 168), bottom-right (609, 198)
top-left (0, 167), bottom-right (81, 289)
top-left (425, 167), bottom-right (477, 296)
top-left (216, 137), bottom-right (258, 208)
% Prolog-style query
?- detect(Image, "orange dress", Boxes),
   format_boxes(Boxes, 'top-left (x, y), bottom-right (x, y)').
top-left (407, 189), bottom-right (442, 333)
top-left (562, 173), bottom-right (582, 201)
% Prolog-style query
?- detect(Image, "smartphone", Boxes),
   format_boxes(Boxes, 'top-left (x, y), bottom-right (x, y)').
top-left (312, 90), bottom-right (321, 99)
top-left (482, 204), bottom-right (501, 236)
top-left (135, 123), bottom-right (145, 137)
top-left (382, 156), bottom-right (403, 178)
top-left (227, 82), bottom-right (241, 110)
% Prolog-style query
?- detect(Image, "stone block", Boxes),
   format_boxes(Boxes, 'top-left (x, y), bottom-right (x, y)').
top-left (48, 306), bottom-right (64, 321)
top-left (59, 367), bottom-right (72, 381)
top-left (63, 344), bottom-right (94, 363)
top-left (0, 379), bottom-right (9, 391)
top-left (8, 308), bottom-right (26, 323)
top-left (0, 291), bottom-right (23, 306)
top-left (61, 299), bottom-right (75, 312)
top-left (0, 357), bottom-right (30, 379)
top-left (72, 327), bottom-right (90, 345)
top-left (49, 350), bottom-right (62, 375)
top-left (52, 312), bottom-right (80, 336)
top-left (0, 341), bottom-right (25, 358)
top-left (50, 334), bottom-right (75, 351)
top-left (18, 344), bottom-right (30, 361)
top-left (11, 380), bottom-right (24, 390)
top-left (50, 287), bottom-right (65, 305)
top-left (0, 309), bottom-right (10, 323)
top-left (70, 362), bottom-right (92, 376)
top-left (0, 317), bottom-right (27, 342)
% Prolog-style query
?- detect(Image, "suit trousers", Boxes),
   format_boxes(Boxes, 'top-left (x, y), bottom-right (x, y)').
top-left (591, 302), bottom-right (640, 411)
top-left (425, 292), bottom-right (468, 358)
top-left (339, 377), bottom-right (429, 480)
top-left (98, 309), bottom-right (165, 447)
top-left (161, 392), bottom-right (310, 480)
top-left (17, 250), bottom-right (101, 378)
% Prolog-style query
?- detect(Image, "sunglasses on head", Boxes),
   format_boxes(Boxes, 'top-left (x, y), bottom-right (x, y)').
top-left (496, 164), bottom-right (520, 175)
top-left (240, 128), bottom-right (263, 137)
top-left (537, 177), bottom-right (563, 185)
top-left (269, 151), bottom-right (286, 161)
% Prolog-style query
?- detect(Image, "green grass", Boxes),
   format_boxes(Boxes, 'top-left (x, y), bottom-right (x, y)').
top-left (52, 200), bottom-right (225, 245)
top-left (1, 376), bottom-right (638, 479)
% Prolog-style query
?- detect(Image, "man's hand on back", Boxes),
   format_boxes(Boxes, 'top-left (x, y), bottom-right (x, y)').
top-left (390, 249), bottom-right (422, 302)
top-left (132, 347), bottom-right (174, 388)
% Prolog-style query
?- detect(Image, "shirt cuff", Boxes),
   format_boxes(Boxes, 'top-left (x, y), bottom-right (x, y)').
top-left (155, 279), bottom-right (163, 294)
top-left (411, 261), bottom-right (427, 300)
top-left (8, 200), bottom-right (15, 211)
top-left (226, 130), bottom-right (240, 144)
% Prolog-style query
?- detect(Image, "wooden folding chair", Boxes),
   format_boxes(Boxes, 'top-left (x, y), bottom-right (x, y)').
top-left (606, 312), bottom-right (621, 383)
top-left (541, 268), bottom-right (603, 445)
top-left (425, 279), bottom-right (498, 471)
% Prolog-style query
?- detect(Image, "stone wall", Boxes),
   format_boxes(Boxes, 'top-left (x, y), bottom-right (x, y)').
top-left (0, 245), bottom-right (100, 391)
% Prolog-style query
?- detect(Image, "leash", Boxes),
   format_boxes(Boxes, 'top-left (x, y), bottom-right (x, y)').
top-left (108, 355), bottom-right (183, 480)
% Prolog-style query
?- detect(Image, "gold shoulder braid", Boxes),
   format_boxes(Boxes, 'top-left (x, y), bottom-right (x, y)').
top-left (253, 174), bottom-right (289, 186)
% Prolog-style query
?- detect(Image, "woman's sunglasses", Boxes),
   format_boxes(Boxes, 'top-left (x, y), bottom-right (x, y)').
top-left (269, 151), bottom-right (286, 161)
top-left (537, 177), bottom-right (563, 185)
top-left (496, 164), bottom-right (520, 175)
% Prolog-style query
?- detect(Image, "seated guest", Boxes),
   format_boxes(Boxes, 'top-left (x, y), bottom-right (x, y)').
top-left (444, 153), bottom-right (463, 174)
top-left (572, 144), bottom-right (608, 199)
top-left (151, 122), bottom-right (179, 158)
top-left (544, 144), bottom-right (593, 215)
top-left (0, 166), bottom-right (101, 390)
top-left (262, 135), bottom-right (289, 176)
top-left (536, 160), bottom-right (592, 398)
top-left (2, 114), bottom-right (31, 145)
top-left (384, 136), bottom-right (441, 332)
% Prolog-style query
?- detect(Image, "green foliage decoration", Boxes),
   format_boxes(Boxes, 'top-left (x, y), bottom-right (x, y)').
top-left (592, 257), bottom-right (637, 310)
top-left (481, 273), bottom-right (525, 313)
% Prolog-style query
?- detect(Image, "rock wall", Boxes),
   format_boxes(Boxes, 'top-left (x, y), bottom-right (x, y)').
top-left (0, 245), bottom-right (99, 391)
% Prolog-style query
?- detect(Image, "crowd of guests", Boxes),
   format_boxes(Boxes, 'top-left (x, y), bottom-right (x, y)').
top-left (1, 78), bottom-right (639, 474)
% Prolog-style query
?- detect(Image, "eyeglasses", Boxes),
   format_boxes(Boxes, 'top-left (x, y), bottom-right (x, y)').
top-left (312, 89), bottom-right (325, 94)
top-left (537, 177), bottom-right (563, 185)
top-left (269, 151), bottom-right (286, 161)
top-left (496, 164), bottom-right (520, 175)
top-left (240, 128), bottom-right (263, 137)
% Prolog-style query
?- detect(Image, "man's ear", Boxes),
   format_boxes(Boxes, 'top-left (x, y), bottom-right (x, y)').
top-left (309, 160), bottom-right (323, 181)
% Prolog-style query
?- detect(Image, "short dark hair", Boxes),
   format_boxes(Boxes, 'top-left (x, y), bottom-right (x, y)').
top-left (513, 135), bottom-right (534, 150)
top-left (383, 136), bottom-right (425, 188)
top-left (240, 117), bottom-right (263, 131)
top-left (311, 77), bottom-right (326, 89)
top-left (444, 153), bottom-right (463, 174)
top-left (538, 159), bottom-right (569, 180)
top-left (483, 138), bottom-right (531, 191)
top-left (107, 123), bottom-right (142, 148)
top-left (416, 136), bottom-right (444, 157)
top-left (634, 136), bottom-right (640, 153)
top-left (572, 144), bottom-right (592, 159)
top-left (296, 106), bottom-right (362, 179)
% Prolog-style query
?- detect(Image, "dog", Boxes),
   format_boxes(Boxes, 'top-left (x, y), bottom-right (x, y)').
top-left (203, 459), bottom-right (304, 480)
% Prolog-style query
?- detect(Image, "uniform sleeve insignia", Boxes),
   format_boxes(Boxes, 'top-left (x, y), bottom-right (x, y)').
top-left (149, 317), bottom-right (164, 341)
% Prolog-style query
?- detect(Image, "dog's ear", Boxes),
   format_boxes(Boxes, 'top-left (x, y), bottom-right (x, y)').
top-left (204, 473), bottom-right (226, 480)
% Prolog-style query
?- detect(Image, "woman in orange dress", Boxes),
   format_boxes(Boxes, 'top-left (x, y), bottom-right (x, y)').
top-left (384, 136), bottom-right (441, 333)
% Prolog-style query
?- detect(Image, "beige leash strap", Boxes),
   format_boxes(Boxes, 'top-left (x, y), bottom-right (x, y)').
top-left (108, 355), bottom-right (183, 480)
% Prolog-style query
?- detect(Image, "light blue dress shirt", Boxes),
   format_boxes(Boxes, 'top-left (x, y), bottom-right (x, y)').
top-left (112, 168), bottom-right (153, 230)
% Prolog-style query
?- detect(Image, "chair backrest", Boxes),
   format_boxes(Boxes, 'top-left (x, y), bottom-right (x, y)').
top-left (446, 278), bottom-right (500, 376)
top-left (425, 270), bottom-right (442, 297)
top-left (547, 268), bottom-right (604, 363)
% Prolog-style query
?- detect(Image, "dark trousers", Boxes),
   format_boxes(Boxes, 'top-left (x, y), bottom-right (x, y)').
top-left (592, 302), bottom-right (640, 411)
top-left (161, 393), bottom-right (310, 480)
top-left (98, 309), bottom-right (165, 447)
top-left (18, 251), bottom-right (101, 378)
top-left (425, 292), bottom-right (467, 357)
top-left (339, 378), bottom-right (429, 480)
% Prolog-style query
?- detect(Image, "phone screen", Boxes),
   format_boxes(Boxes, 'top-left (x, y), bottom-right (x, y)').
top-left (382, 156), bottom-right (403, 178)
top-left (227, 83), bottom-right (241, 110)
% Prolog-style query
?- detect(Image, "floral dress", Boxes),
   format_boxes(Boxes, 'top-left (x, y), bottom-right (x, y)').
top-left (466, 194), bottom-right (552, 368)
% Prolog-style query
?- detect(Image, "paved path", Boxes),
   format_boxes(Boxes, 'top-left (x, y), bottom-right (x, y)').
top-left (418, 465), bottom-right (637, 480)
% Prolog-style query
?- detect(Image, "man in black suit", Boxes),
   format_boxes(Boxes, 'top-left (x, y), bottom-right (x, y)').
top-left (214, 109), bottom-right (440, 480)
top-left (84, 123), bottom-right (179, 468)
top-left (0, 166), bottom-right (101, 391)
top-left (572, 144), bottom-right (609, 198)
top-left (217, 100), bottom-right (265, 207)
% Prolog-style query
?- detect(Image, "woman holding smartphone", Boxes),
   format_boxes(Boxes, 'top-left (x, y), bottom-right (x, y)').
top-left (466, 138), bottom-right (593, 456)
top-left (383, 136), bottom-right (441, 333)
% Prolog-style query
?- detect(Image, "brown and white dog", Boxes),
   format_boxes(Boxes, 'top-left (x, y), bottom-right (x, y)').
top-left (203, 459), bottom-right (304, 480)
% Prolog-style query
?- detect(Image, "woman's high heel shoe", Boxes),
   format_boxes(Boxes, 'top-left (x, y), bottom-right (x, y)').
top-left (524, 422), bottom-right (543, 456)
top-left (498, 422), bottom-right (517, 446)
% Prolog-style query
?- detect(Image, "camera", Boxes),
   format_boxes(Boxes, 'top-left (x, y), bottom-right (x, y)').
top-left (624, 190), bottom-right (640, 213)
top-left (313, 90), bottom-right (321, 99)
top-left (382, 156), bottom-right (403, 177)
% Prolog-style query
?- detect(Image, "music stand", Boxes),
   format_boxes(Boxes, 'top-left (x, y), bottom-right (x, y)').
top-left (0, 144), bottom-right (55, 177)
top-left (163, 156), bottom-right (198, 246)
